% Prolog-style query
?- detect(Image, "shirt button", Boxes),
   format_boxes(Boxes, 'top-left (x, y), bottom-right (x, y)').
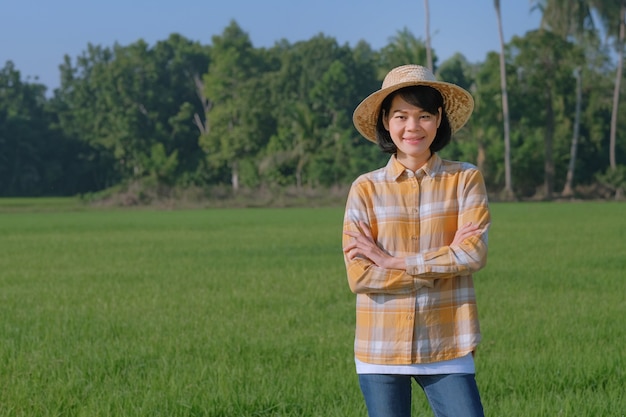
top-left (411, 236), bottom-right (418, 240)
top-left (406, 315), bottom-right (413, 321)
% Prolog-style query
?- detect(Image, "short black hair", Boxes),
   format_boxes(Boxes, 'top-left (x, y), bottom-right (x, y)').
top-left (375, 85), bottom-right (452, 154)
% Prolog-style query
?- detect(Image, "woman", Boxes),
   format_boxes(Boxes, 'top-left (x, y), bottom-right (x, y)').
top-left (343, 65), bottom-right (490, 417)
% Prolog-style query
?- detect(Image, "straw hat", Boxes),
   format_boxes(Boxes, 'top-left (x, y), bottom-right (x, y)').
top-left (353, 64), bottom-right (474, 143)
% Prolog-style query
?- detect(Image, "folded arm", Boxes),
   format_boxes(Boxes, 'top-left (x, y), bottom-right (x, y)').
top-left (342, 168), bottom-right (490, 294)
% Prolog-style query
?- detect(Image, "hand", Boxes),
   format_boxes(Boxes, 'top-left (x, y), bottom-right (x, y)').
top-left (343, 221), bottom-right (404, 270)
top-left (451, 222), bottom-right (483, 246)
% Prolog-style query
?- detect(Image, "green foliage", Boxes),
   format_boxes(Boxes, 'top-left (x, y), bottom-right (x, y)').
top-left (199, 21), bottom-right (274, 191)
top-left (508, 29), bottom-right (583, 198)
top-left (379, 27), bottom-right (432, 73)
top-left (0, 61), bottom-right (95, 196)
top-left (0, 203), bottom-right (624, 416)
top-left (53, 35), bottom-right (209, 187)
top-left (596, 164), bottom-right (626, 196)
top-left (141, 143), bottom-right (179, 185)
top-left (1, 17), bottom-right (625, 199)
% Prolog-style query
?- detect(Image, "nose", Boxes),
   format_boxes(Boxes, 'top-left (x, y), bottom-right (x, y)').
top-left (406, 116), bottom-right (421, 131)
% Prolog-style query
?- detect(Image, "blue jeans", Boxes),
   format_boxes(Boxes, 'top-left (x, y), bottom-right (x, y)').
top-left (358, 373), bottom-right (484, 417)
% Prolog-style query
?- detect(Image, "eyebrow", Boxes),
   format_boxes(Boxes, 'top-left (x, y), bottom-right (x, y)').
top-left (390, 107), bottom-right (426, 114)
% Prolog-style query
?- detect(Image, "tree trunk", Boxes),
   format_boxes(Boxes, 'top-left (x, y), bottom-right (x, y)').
top-left (476, 139), bottom-right (486, 175)
top-left (193, 74), bottom-right (211, 135)
top-left (544, 89), bottom-right (555, 200)
top-left (424, 0), bottom-right (433, 72)
top-left (562, 67), bottom-right (582, 197)
top-left (231, 160), bottom-right (239, 192)
top-left (295, 170), bottom-right (302, 190)
top-left (494, 0), bottom-right (514, 199)
top-left (609, 3), bottom-right (625, 171)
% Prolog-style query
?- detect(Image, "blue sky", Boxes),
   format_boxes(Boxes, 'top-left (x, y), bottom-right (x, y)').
top-left (2, 0), bottom-right (541, 92)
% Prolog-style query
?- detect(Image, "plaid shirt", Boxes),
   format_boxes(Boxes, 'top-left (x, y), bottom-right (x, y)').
top-left (343, 154), bottom-right (490, 365)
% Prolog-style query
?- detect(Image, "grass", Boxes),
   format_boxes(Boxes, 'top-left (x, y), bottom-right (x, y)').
top-left (0, 197), bottom-right (87, 212)
top-left (0, 202), bottom-right (624, 416)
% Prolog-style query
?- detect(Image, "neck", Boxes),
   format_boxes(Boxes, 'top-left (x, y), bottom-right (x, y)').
top-left (396, 151), bottom-right (432, 172)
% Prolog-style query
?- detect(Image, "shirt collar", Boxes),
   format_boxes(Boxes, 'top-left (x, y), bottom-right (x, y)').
top-left (385, 153), bottom-right (442, 181)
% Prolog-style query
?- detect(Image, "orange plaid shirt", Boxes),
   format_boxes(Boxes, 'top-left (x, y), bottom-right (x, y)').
top-left (343, 154), bottom-right (490, 365)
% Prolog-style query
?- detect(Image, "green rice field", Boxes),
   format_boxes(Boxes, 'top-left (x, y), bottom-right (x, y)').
top-left (0, 200), bottom-right (624, 416)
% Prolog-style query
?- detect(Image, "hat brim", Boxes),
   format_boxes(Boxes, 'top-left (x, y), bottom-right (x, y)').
top-left (353, 80), bottom-right (474, 143)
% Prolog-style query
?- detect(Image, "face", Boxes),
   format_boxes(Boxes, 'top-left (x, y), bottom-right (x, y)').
top-left (383, 94), bottom-right (442, 171)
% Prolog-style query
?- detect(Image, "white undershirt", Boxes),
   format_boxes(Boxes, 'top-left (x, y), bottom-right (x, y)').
top-left (356, 353), bottom-right (475, 375)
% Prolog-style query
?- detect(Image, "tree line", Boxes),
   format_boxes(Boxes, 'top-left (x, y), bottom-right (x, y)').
top-left (1, 10), bottom-right (625, 201)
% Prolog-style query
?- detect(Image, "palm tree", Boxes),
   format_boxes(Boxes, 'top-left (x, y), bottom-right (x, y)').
top-left (380, 28), bottom-right (429, 72)
top-left (606, 1), bottom-right (626, 198)
top-left (538, 0), bottom-right (624, 197)
top-left (563, 67), bottom-right (583, 197)
top-left (536, 0), bottom-right (593, 36)
top-left (493, 0), bottom-right (514, 199)
top-left (534, 0), bottom-right (594, 197)
top-left (290, 102), bottom-right (318, 189)
top-left (605, 1), bottom-right (625, 171)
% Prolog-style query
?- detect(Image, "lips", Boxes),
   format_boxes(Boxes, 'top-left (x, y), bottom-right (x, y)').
top-left (403, 137), bottom-right (423, 143)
